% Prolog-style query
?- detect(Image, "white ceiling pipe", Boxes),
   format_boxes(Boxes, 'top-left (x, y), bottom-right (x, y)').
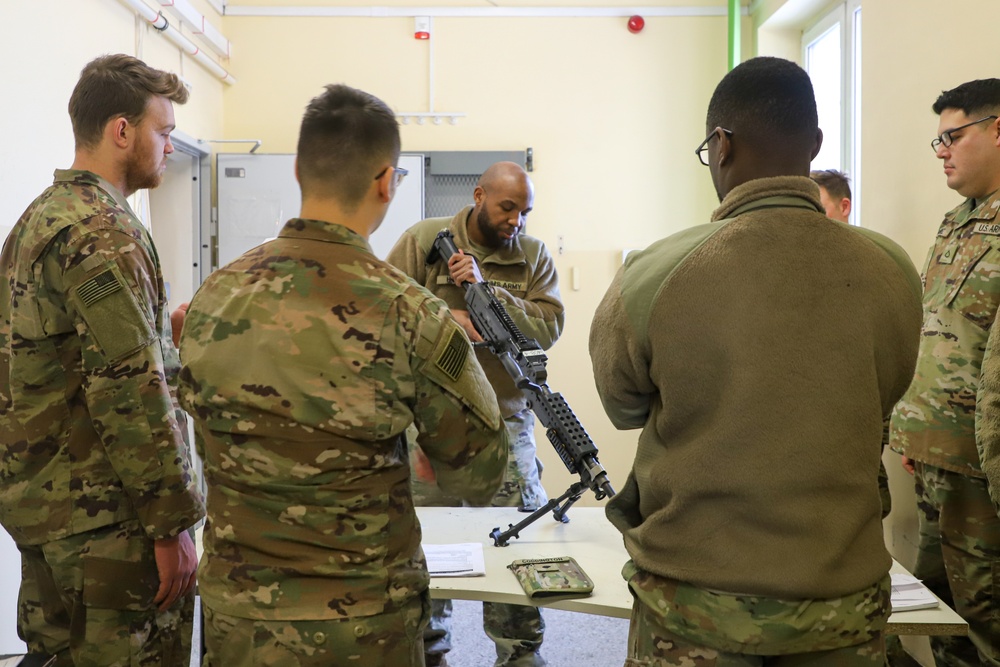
top-left (157, 0), bottom-right (232, 59)
top-left (223, 5), bottom-right (747, 18)
top-left (116, 0), bottom-right (236, 85)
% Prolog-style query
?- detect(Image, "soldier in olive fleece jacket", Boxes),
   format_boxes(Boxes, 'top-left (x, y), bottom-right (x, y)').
top-left (590, 57), bottom-right (924, 663)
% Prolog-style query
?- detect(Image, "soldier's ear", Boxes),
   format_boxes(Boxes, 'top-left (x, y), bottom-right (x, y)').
top-left (374, 165), bottom-right (393, 203)
top-left (107, 117), bottom-right (129, 150)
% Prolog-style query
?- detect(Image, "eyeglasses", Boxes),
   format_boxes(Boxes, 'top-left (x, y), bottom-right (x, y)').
top-left (931, 115), bottom-right (998, 152)
top-left (695, 127), bottom-right (734, 166)
top-left (374, 165), bottom-right (409, 187)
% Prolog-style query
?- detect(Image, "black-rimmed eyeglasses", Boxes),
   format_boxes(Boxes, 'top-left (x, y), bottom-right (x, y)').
top-left (695, 127), bottom-right (734, 166)
top-left (375, 165), bottom-right (409, 187)
top-left (931, 115), bottom-right (998, 153)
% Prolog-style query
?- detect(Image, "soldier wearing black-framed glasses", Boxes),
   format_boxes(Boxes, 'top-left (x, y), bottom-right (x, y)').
top-left (930, 114), bottom-right (997, 152)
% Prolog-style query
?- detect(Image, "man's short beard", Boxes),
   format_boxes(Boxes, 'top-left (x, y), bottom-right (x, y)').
top-left (124, 142), bottom-right (163, 194)
top-left (476, 207), bottom-right (509, 249)
top-left (125, 169), bottom-right (162, 194)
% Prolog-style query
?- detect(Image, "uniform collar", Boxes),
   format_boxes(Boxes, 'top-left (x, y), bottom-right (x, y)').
top-left (53, 168), bottom-right (137, 218)
top-left (711, 176), bottom-right (824, 222)
top-left (943, 188), bottom-right (1000, 230)
top-left (277, 217), bottom-right (373, 253)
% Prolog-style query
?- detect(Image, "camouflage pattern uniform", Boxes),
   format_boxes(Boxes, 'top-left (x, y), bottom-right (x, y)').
top-left (623, 561), bottom-right (890, 667)
top-left (0, 169), bottom-right (206, 666)
top-left (387, 207), bottom-right (565, 667)
top-left (178, 217), bottom-right (508, 667)
top-left (890, 189), bottom-right (1000, 666)
top-left (592, 177), bottom-right (923, 666)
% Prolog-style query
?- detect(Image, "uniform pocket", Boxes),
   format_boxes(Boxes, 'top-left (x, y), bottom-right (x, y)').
top-left (947, 244), bottom-right (1000, 329)
top-left (81, 556), bottom-right (158, 611)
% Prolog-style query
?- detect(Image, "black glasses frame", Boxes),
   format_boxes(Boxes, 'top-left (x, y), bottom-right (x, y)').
top-left (695, 127), bottom-right (734, 166)
top-left (931, 115), bottom-right (998, 152)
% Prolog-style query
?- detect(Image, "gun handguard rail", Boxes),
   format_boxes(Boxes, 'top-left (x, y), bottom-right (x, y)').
top-left (426, 230), bottom-right (615, 546)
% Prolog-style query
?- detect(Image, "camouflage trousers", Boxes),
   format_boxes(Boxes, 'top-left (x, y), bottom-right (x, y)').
top-left (412, 409), bottom-right (548, 667)
top-left (623, 562), bottom-right (888, 666)
top-left (201, 594), bottom-right (428, 666)
top-left (913, 462), bottom-right (1000, 666)
top-left (16, 518), bottom-right (194, 667)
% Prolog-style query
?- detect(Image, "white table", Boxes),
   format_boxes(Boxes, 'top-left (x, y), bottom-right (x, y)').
top-left (417, 506), bottom-right (968, 637)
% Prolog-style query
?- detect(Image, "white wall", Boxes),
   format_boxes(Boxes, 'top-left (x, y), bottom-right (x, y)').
top-left (0, 0), bottom-right (225, 652)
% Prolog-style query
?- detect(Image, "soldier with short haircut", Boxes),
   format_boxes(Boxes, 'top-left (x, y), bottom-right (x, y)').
top-left (591, 56), bottom-right (923, 664)
top-left (0, 54), bottom-right (205, 665)
top-left (178, 83), bottom-right (508, 667)
top-left (387, 161), bottom-right (563, 667)
top-left (810, 168), bottom-right (853, 223)
top-left (892, 78), bottom-right (1000, 666)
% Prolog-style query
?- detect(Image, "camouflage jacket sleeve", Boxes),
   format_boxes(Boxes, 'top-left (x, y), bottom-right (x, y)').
top-left (976, 315), bottom-right (1000, 505)
top-left (490, 242), bottom-right (564, 351)
top-left (50, 227), bottom-right (204, 539)
top-left (589, 267), bottom-right (655, 430)
top-left (402, 296), bottom-right (509, 505)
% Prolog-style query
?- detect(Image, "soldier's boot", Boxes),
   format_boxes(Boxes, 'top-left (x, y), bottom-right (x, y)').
top-left (483, 601), bottom-right (545, 667)
top-left (423, 598), bottom-right (453, 667)
top-left (424, 654), bottom-right (450, 667)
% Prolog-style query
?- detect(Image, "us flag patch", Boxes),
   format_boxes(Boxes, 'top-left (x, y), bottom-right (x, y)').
top-left (435, 329), bottom-right (468, 381)
top-left (77, 270), bottom-right (122, 306)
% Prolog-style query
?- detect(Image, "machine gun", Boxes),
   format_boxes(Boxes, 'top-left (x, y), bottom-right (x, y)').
top-left (426, 230), bottom-right (615, 546)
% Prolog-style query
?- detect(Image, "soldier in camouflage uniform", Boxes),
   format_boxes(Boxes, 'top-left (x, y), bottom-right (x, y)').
top-left (387, 162), bottom-right (564, 667)
top-left (178, 84), bottom-right (508, 667)
top-left (890, 79), bottom-right (1000, 667)
top-left (590, 57), bottom-right (923, 666)
top-left (0, 55), bottom-right (205, 666)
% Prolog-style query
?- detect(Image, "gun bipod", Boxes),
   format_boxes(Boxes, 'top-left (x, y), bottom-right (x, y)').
top-left (489, 480), bottom-right (590, 547)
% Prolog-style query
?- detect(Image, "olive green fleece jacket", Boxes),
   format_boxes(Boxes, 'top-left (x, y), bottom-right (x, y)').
top-left (590, 176), bottom-right (922, 599)
top-left (386, 207), bottom-right (565, 418)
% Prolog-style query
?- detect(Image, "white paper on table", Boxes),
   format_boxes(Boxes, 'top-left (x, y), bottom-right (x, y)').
top-left (890, 573), bottom-right (939, 612)
top-left (424, 543), bottom-right (486, 577)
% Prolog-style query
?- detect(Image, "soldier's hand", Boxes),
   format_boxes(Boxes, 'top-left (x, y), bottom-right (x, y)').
top-left (170, 302), bottom-right (190, 348)
top-left (447, 250), bottom-right (484, 285)
top-left (451, 310), bottom-right (483, 343)
top-left (153, 531), bottom-right (198, 611)
top-left (412, 445), bottom-right (437, 483)
top-left (900, 455), bottom-right (915, 476)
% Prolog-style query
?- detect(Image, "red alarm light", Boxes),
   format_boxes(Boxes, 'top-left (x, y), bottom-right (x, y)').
top-left (627, 15), bottom-right (645, 34)
top-left (415, 17), bottom-right (431, 40)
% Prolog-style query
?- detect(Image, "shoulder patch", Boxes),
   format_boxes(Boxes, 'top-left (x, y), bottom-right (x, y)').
top-left (435, 329), bottom-right (468, 381)
top-left (77, 270), bottom-right (122, 306)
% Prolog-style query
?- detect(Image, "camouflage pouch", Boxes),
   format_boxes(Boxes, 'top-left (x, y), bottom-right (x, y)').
top-left (508, 557), bottom-right (594, 598)
top-left (81, 556), bottom-right (159, 611)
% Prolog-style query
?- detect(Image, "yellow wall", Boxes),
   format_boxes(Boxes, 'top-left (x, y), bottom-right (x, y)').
top-left (220, 11), bottom-right (729, 501)
top-left (862, 0), bottom-right (997, 573)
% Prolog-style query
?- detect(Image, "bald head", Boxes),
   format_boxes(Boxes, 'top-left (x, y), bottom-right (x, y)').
top-left (478, 161), bottom-right (530, 189)
top-left (470, 161), bottom-right (534, 249)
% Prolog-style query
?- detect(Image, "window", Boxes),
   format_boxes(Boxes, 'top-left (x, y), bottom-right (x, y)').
top-left (803, 1), bottom-right (862, 224)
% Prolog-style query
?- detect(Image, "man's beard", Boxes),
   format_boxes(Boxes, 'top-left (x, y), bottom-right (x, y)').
top-left (124, 145), bottom-right (163, 194)
top-left (476, 207), bottom-right (511, 249)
